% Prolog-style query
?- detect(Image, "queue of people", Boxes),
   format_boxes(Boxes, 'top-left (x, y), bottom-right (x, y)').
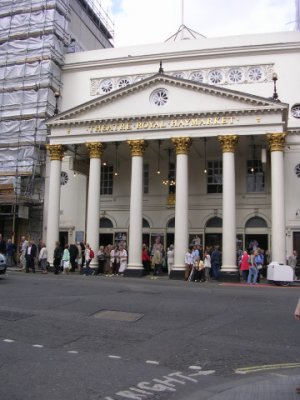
top-left (0, 232), bottom-right (298, 282)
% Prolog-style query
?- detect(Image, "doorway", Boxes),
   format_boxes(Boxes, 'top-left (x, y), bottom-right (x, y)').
top-left (59, 231), bottom-right (68, 248)
top-left (99, 233), bottom-right (114, 246)
top-left (245, 234), bottom-right (268, 252)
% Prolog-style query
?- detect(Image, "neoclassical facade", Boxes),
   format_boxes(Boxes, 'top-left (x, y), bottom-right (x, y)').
top-left (44, 31), bottom-right (300, 279)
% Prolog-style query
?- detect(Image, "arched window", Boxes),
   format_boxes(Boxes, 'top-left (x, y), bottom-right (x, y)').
top-left (100, 217), bottom-right (113, 228)
top-left (143, 218), bottom-right (150, 228)
top-left (167, 217), bottom-right (175, 228)
top-left (245, 217), bottom-right (267, 228)
top-left (206, 217), bottom-right (222, 228)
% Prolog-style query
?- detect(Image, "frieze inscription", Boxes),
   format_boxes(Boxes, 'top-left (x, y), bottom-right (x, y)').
top-left (89, 116), bottom-right (235, 134)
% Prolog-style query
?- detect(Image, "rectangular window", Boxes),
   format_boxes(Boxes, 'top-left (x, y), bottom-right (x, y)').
top-left (246, 160), bottom-right (264, 192)
top-left (143, 164), bottom-right (149, 194)
top-left (101, 164), bottom-right (113, 195)
top-left (207, 160), bottom-right (223, 193)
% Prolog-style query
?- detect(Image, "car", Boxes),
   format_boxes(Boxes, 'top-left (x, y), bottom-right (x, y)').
top-left (0, 253), bottom-right (7, 275)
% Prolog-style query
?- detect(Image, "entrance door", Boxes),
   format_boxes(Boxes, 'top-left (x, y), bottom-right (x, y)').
top-left (99, 233), bottom-right (113, 247)
top-left (59, 231), bottom-right (68, 248)
top-left (205, 233), bottom-right (222, 248)
top-left (166, 233), bottom-right (174, 248)
top-left (245, 234), bottom-right (268, 252)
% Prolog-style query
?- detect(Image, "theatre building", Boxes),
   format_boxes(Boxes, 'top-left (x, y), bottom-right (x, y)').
top-left (45, 31), bottom-right (300, 279)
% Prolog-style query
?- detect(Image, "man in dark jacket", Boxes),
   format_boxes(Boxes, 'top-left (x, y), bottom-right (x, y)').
top-left (69, 243), bottom-right (79, 272)
top-left (25, 239), bottom-right (37, 273)
top-left (211, 246), bottom-right (222, 280)
top-left (53, 241), bottom-right (63, 275)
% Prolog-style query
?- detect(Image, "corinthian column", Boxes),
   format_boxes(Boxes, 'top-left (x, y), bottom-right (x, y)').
top-left (86, 142), bottom-right (104, 266)
top-left (170, 137), bottom-right (191, 280)
top-left (125, 140), bottom-right (146, 276)
top-left (218, 135), bottom-right (239, 279)
top-left (46, 144), bottom-right (64, 264)
top-left (266, 133), bottom-right (286, 264)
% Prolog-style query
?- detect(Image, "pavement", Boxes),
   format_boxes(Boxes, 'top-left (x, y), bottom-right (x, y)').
top-left (4, 267), bottom-right (300, 400)
top-left (185, 368), bottom-right (300, 400)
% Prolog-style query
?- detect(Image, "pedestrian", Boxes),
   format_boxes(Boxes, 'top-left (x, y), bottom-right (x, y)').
top-left (247, 250), bottom-right (258, 284)
top-left (167, 244), bottom-right (174, 275)
top-left (184, 247), bottom-right (194, 280)
top-left (255, 248), bottom-right (264, 283)
top-left (240, 250), bottom-right (250, 282)
top-left (39, 242), bottom-right (48, 273)
top-left (142, 244), bottom-right (151, 274)
top-left (69, 243), bottom-right (79, 272)
top-left (79, 242), bottom-right (86, 274)
top-left (96, 245), bottom-right (105, 275)
top-left (110, 245), bottom-right (120, 275)
top-left (118, 243), bottom-right (127, 275)
top-left (53, 241), bottom-right (62, 274)
top-left (152, 248), bottom-right (162, 276)
top-left (288, 250), bottom-right (298, 280)
top-left (19, 236), bottom-right (28, 271)
top-left (6, 238), bottom-right (15, 267)
top-left (84, 243), bottom-right (95, 275)
top-left (204, 250), bottom-right (211, 282)
top-left (62, 244), bottom-right (70, 274)
top-left (25, 239), bottom-right (37, 273)
top-left (211, 246), bottom-right (221, 280)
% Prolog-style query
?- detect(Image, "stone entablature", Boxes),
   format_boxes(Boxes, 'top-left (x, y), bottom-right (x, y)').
top-left (90, 64), bottom-right (274, 96)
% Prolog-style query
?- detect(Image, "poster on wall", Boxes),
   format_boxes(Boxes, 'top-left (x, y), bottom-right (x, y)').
top-left (189, 234), bottom-right (202, 247)
top-left (114, 232), bottom-right (127, 248)
top-left (75, 231), bottom-right (84, 243)
top-left (150, 233), bottom-right (164, 256)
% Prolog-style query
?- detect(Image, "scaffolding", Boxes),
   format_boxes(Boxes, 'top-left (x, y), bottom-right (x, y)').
top-left (0, 0), bottom-right (113, 241)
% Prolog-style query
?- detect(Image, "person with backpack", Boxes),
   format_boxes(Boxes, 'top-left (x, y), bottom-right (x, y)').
top-left (84, 243), bottom-right (94, 276)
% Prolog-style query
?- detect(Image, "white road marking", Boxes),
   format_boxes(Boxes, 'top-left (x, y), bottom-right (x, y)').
top-left (146, 360), bottom-right (160, 365)
top-left (235, 362), bottom-right (300, 374)
top-left (32, 344), bottom-right (44, 348)
top-left (188, 366), bottom-right (202, 370)
top-left (68, 350), bottom-right (79, 354)
top-left (108, 355), bottom-right (121, 359)
top-left (3, 339), bottom-right (15, 343)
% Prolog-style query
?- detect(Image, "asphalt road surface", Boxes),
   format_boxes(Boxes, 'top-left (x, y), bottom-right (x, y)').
top-left (0, 271), bottom-right (300, 400)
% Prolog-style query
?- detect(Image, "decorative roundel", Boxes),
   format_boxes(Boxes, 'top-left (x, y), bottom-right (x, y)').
top-left (228, 68), bottom-right (243, 83)
top-left (100, 79), bottom-right (113, 93)
top-left (60, 171), bottom-right (69, 186)
top-left (208, 70), bottom-right (223, 84)
top-left (295, 164), bottom-right (300, 178)
top-left (150, 88), bottom-right (169, 107)
top-left (291, 104), bottom-right (300, 118)
top-left (118, 77), bottom-right (131, 88)
top-left (190, 71), bottom-right (204, 82)
top-left (248, 67), bottom-right (263, 81)
top-left (173, 72), bottom-right (185, 79)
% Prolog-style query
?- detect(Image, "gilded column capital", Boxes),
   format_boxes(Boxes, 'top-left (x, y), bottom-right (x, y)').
top-left (171, 137), bottom-right (192, 155)
top-left (127, 140), bottom-right (147, 156)
top-left (86, 142), bottom-right (105, 158)
top-left (218, 135), bottom-right (238, 152)
top-left (46, 144), bottom-right (64, 161)
top-left (266, 133), bottom-right (286, 152)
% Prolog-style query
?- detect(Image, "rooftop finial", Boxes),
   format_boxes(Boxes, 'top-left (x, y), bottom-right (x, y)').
top-left (159, 60), bottom-right (164, 74)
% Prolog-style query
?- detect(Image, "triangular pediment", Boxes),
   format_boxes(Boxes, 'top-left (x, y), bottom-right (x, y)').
top-left (47, 73), bottom-right (288, 127)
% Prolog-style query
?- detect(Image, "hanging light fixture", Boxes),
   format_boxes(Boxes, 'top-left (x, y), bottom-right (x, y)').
top-left (114, 142), bottom-right (119, 176)
top-left (157, 140), bottom-right (161, 175)
top-left (162, 148), bottom-right (176, 186)
top-left (73, 144), bottom-right (78, 177)
top-left (204, 137), bottom-right (207, 174)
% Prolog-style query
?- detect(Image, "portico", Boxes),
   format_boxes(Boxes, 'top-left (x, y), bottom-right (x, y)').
top-left (45, 72), bottom-right (288, 279)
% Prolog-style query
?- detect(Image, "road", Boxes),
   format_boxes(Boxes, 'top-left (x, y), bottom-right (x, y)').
top-left (0, 271), bottom-right (300, 400)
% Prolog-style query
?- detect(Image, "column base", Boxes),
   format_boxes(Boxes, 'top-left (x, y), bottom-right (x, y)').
top-left (219, 269), bottom-right (240, 282)
top-left (124, 268), bottom-right (146, 277)
top-left (169, 269), bottom-right (185, 280)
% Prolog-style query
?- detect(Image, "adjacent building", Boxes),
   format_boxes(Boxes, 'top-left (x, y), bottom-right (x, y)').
top-left (0, 0), bottom-right (113, 242)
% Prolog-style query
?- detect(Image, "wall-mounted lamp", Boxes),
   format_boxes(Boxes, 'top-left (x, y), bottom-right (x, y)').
top-left (114, 142), bottom-right (119, 176)
top-left (157, 140), bottom-right (161, 175)
top-left (204, 137), bottom-right (207, 174)
top-left (272, 73), bottom-right (280, 102)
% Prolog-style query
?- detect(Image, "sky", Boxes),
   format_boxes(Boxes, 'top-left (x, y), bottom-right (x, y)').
top-left (100, 0), bottom-right (297, 48)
